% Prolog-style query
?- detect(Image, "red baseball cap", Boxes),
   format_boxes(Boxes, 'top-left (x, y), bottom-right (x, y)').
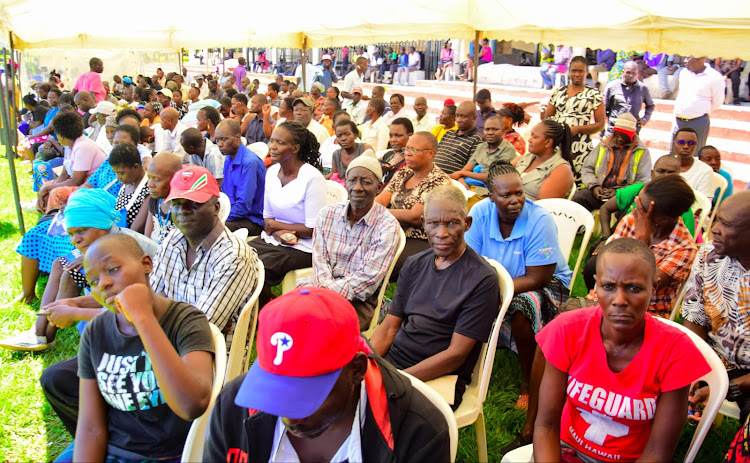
top-left (164, 166), bottom-right (220, 204)
top-left (444, 98), bottom-right (456, 106)
top-left (235, 287), bottom-right (361, 419)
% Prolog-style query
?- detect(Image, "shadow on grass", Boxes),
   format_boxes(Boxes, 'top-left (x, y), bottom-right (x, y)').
top-left (0, 221), bottom-right (19, 239)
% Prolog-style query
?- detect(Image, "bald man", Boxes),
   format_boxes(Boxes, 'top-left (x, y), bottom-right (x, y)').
top-left (180, 127), bottom-right (224, 185)
top-left (144, 152), bottom-right (185, 243)
top-left (73, 92), bottom-right (96, 128)
top-left (215, 119), bottom-right (266, 234)
top-left (683, 191), bottom-right (750, 423)
top-left (154, 107), bottom-right (187, 158)
top-left (433, 101), bottom-right (482, 174)
top-left (411, 96), bottom-right (436, 132)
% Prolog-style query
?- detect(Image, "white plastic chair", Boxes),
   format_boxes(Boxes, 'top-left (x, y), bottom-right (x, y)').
top-left (704, 173), bottom-right (728, 239)
top-left (326, 180), bottom-right (348, 204)
top-left (450, 178), bottom-right (476, 199)
top-left (218, 192), bottom-right (231, 224)
top-left (180, 323), bottom-right (227, 463)
top-left (501, 317), bottom-right (729, 463)
top-left (363, 227), bottom-right (406, 338)
top-left (535, 198), bottom-right (594, 291)
top-left (247, 141), bottom-right (269, 160)
top-left (400, 371), bottom-right (459, 462)
top-left (691, 190), bottom-right (711, 234)
top-left (566, 183), bottom-right (577, 200)
top-left (668, 279), bottom-right (690, 321)
top-left (719, 400), bottom-right (741, 420)
top-left (427, 257), bottom-right (514, 463)
top-left (224, 259), bottom-right (265, 384)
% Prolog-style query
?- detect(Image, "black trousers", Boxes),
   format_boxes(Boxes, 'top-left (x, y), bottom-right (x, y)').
top-left (248, 237), bottom-right (313, 286)
top-left (225, 220), bottom-right (263, 236)
top-left (41, 357), bottom-right (79, 437)
top-left (572, 188), bottom-right (606, 212)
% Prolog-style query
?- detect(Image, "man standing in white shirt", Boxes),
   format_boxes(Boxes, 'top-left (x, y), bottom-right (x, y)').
top-left (673, 56), bottom-right (725, 152)
top-left (293, 97), bottom-right (331, 146)
top-left (359, 98), bottom-right (389, 151)
top-left (341, 57), bottom-right (369, 107)
top-left (395, 46), bottom-right (421, 86)
top-left (410, 97), bottom-right (436, 132)
top-left (154, 107), bottom-right (187, 158)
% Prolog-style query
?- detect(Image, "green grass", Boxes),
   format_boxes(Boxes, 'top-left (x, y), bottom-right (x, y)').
top-left (0, 158), bottom-right (739, 461)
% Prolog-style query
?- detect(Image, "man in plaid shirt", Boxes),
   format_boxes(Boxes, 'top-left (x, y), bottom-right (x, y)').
top-left (300, 154), bottom-right (400, 330)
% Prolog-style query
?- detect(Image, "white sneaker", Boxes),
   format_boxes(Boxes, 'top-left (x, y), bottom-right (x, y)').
top-left (0, 330), bottom-right (54, 351)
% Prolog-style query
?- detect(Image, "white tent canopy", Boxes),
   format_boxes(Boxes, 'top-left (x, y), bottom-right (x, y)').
top-left (1, 0), bottom-right (749, 57)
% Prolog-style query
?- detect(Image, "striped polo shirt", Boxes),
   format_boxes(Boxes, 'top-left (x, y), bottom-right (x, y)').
top-left (433, 128), bottom-right (483, 174)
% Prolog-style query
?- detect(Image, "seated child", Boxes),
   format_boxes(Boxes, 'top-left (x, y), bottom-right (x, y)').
top-left (65, 234), bottom-right (214, 462)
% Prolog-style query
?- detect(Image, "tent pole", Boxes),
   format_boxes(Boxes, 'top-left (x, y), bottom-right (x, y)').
top-left (472, 31), bottom-right (479, 100)
top-left (177, 48), bottom-right (182, 75)
top-left (301, 36), bottom-right (308, 93)
top-left (5, 33), bottom-right (25, 234)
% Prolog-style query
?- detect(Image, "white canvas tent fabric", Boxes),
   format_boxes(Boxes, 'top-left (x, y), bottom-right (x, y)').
top-left (1, 0), bottom-right (749, 57)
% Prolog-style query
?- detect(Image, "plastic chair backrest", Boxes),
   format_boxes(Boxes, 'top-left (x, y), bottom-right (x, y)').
top-left (399, 370), bottom-right (459, 462)
top-left (704, 172), bottom-right (728, 239)
top-left (225, 259), bottom-right (265, 383)
top-left (181, 323), bottom-right (227, 462)
top-left (535, 198), bottom-right (594, 290)
top-left (325, 180), bottom-right (348, 205)
top-left (363, 227), bottom-right (406, 338)
top-left (474, 258), bottom-right (514, 402)
top-left (655, 318), bottom-right (729, 463)
top-left (566, 183), bottom-right (576, 200)
top-left (450, 179), bottom-right (476, 199)
top-left (218, 192), bottom-right (231, 224)
top-left (691, 190), bottom-right (711, 233)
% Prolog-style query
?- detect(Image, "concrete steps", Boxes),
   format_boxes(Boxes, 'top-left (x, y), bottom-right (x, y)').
top-left (245, 71), bottom-right (750, 189)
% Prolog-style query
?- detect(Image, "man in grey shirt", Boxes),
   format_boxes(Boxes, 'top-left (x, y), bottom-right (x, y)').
top-left (603, 61), bottom-right (654, 136)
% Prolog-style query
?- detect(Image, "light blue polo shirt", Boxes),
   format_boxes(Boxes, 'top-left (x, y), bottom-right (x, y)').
top-left (466, 198), bottom-right (572, 288)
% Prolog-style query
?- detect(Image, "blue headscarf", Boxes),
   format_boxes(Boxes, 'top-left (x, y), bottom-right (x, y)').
top-left (64, 188), bottom-right (120, 230)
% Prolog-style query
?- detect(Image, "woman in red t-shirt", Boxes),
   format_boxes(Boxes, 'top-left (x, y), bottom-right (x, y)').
top-left (534, 238), bottom-right (710, 463)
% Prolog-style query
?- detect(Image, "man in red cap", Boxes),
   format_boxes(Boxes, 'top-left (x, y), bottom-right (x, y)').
top-left (150, 165), bottom-right (259, 342)
top-left (573, 112), bottom-right (652, 211)
top-left (205, 287), bottom-right (451, 462)
top-left (314, 53), bottom-right (339, 91)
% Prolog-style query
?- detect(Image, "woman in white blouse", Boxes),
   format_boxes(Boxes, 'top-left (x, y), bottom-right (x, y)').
top-left (249, 121), bottom-right (328, 304)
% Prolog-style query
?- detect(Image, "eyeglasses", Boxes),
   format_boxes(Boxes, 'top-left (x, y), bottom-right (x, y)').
top-left (675, 139), bottom-right (697, 146)
top-left (404, 147), bottom-right (433, 155)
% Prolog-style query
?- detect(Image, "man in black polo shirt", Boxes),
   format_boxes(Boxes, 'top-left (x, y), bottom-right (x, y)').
top-left (371, 185), bottom-right (499, 408)
top-left (433, 101), bottom-right (482, 175)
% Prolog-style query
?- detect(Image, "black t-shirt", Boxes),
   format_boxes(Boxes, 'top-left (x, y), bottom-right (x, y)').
top-left (386, 246), bottom-right (499, 384)
top-left (78, 300), bottom-right (215, 459)
top-left (32, 105), bottom-right (48, 124)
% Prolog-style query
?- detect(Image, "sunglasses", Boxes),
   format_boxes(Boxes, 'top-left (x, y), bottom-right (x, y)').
top-left (675, 139), bottom-right (697, 146)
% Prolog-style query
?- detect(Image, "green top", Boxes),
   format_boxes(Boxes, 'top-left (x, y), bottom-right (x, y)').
top-left (615, 182), bottom-right (696, 237)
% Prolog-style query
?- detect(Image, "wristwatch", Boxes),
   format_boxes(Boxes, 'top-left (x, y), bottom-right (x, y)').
top-left (727, 380), bottom-right (743, 401)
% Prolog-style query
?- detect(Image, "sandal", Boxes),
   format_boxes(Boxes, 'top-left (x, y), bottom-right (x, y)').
top-left (516, 393), bottom-right (529, 409)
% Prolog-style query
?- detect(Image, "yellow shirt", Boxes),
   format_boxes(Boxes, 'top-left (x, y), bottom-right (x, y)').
top-left (431, 123), bottom-right (458, 142)
top-left (320, 115), bottom-right (334, 136)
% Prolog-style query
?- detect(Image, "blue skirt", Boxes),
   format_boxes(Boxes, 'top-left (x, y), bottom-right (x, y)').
top-left (15, 219), bottom-right (75, 273)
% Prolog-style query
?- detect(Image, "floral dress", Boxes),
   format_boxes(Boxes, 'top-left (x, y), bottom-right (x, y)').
top-left (548, 85), bottom-right (603, 182)
top-left (504, 130), bottom-right (526, 155)
top-left (608, 50), bottom-right (639, 81)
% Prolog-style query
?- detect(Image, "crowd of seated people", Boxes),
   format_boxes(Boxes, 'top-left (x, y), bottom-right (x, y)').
top-left (3, 53), bottom-right (749, 463)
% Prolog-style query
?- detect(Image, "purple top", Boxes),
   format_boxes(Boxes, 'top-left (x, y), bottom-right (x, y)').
top-left (597, 49), bottom-right (616, 70)
top-left (233, 65), bottom-right (247, 92)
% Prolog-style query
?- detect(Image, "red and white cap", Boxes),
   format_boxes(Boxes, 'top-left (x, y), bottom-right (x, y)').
top-left (235, 287), bottom-right (361, 419)
top-left (164, 166), bottom-right (220, 204)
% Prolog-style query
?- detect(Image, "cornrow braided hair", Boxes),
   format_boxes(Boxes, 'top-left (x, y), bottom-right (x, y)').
top-left (570, 55), bottom-right (588, 67)
top-left (541, 119), bottom-right (573, 164)
top-left (279, 121), bottom-right (322, 170)
top-left (486, 160), bottom-right (521, 193)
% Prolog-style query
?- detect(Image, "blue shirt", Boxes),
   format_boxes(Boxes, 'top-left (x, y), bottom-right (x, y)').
top-left (221, 144), bottom-right (265, 227)
top-left (465, 198), bottom-right (572, 288)
top-left (315, 68), bottom-right (339, 90)
top-left (87, 159), bottom-right (122, 197)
